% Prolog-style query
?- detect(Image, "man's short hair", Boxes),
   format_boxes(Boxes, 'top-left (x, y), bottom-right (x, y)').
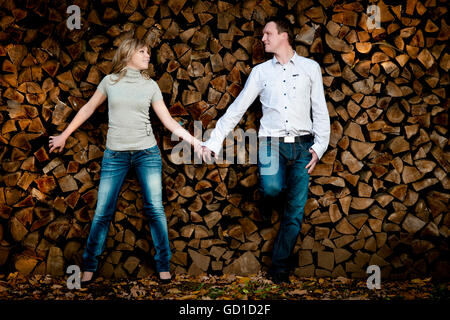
top-left (266, 18), bottom-right (294, 47)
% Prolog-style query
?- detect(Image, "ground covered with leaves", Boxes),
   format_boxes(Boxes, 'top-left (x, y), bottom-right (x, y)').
top-left (0, 272), bottom-right (448, 301)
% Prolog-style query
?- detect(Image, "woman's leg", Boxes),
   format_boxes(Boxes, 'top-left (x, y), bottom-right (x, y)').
top-left (82, 149), bottom-right (130, 273)
top-left (133, 146), bottom-right (171, 274)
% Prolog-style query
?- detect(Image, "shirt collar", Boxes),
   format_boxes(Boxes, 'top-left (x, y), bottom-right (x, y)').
top-left (271, 51), bottom-right (298, 67)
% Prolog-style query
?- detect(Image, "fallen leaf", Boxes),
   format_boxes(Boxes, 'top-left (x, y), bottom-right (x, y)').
top-left (403, 293), bottom-right (416, 300)
top-left (348, 296), bottom-right (369, 300)
top-left (289, 289), bottom-right (307, 295)
top-left (130, 285), bottom-right (147, 298)
top-left (411, 278), bottom-right (431, 285)
top-left (179, 294), bottom-right (198, 300)
top-left (236, 276), bottom-right (250, 284)
top-left (335, 276), bottom-right (352, 285)
top-left (168, 288), bottom-right (181, 294)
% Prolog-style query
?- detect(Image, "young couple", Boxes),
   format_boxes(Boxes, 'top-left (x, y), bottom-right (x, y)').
top-left (49, 18), bottom-right (329, 286)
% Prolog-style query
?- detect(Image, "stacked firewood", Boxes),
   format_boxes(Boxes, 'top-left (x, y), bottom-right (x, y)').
top-left (0, 0), bottom-right (448, 280)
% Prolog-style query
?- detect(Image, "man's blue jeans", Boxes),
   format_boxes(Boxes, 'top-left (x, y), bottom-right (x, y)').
top-left (258, 137), bottom-right (313, 274)
top-left (82, 145), bottom-right (171, 273)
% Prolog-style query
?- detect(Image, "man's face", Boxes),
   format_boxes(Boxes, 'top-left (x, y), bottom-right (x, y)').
top-left (262, 22), bottom-right (286, 53)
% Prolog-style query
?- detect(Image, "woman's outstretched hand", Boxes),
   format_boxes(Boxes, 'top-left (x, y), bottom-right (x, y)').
top-left (192, 138), bottom-right (203, 159)
top-left (49, 135), bottom-right (66, 153)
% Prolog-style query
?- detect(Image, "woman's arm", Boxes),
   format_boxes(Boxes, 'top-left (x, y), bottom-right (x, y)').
top-left (151, 99), bottom-right (202, 150)
top-left (49, 90), bottom-right (106, 153)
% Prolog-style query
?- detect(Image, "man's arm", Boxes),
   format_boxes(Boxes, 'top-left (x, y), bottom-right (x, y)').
top-left (309, 63), bottom-right (330, 161)
top-left (202, 67), bottom-right (261, 156)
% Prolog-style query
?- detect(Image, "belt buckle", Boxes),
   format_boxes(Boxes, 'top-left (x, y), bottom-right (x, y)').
top-left (284, 136), bottom-right (295, 143)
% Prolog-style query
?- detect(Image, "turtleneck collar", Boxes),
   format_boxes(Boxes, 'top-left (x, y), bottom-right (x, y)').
top-left (124, 67), bottom-right (142, 80)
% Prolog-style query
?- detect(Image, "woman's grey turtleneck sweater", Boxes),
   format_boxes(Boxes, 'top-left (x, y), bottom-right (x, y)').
top-left (97, 67), bottom-right (163, 151)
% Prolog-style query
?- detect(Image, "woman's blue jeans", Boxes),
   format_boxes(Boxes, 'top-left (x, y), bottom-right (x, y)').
top-left (82, 145), bottom-right (171, 273)
top-left (258, 137), bottom-right (313, 274)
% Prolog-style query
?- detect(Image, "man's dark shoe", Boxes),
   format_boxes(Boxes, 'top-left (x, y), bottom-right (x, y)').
top-left (269, 271), bottom-right (291, 284)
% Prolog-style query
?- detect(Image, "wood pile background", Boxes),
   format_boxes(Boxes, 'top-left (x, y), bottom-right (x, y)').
top-left (0, 0), bottom-right (448, 280)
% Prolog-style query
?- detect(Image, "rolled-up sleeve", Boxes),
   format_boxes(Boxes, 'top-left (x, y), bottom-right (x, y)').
top-left (309, 63), bottom-right (330, 160)
top-left (203, 68), bottom-right (261, 155)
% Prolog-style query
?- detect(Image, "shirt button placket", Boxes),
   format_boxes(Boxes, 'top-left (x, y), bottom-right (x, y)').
top-left (283, 67), bottom-right (288, 131)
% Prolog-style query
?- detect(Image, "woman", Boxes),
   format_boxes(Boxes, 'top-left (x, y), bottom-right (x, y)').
top-left (49, 37), bottom-right (202, 284)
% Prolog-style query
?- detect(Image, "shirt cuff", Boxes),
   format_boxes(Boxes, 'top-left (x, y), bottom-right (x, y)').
top-left (310, 143), bottom-right (326, 160)
top-left (202, 140), bottom-right (222, 156)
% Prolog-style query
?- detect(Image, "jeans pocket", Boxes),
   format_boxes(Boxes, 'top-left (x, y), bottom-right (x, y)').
top-left (298, 140), bottom-right (313, 158)
top-left (103, 148), bottom-right (118, 158)
top-left (144, 145), bottom-right (160, 155)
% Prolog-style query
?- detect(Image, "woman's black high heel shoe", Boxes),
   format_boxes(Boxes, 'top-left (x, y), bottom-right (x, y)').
top-left (158, 272), bottom-right (172, 284)
top-left (81, 270), bottom-right (97, 286)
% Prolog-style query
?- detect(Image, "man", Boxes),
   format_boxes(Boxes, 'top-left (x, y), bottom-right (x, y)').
top-left (201, 19), bottom-right (330, 284)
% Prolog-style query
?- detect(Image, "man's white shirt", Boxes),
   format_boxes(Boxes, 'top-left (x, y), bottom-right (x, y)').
top-left (202, 52), bottom-right (330, 160)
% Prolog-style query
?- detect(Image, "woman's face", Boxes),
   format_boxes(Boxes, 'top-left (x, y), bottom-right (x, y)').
top-left (127, 46), bottom-right (150, 70)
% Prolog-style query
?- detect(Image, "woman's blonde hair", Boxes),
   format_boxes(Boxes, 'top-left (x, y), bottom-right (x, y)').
top-left (110, 37), bottom-right (150, 83)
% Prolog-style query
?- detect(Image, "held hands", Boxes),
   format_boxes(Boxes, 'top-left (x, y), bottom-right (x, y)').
top-left (49, 135), bottom-right (66, 153)
top-left (198, 145), bottom-right (318, 170)
top-left (189, 135), bottom-right (216, 164)
top-left (193, 141), bottom-right (216, 164)
top-left (305, 147), bottom-right (319, 174)
top-left (192, 138), bottom-right (204, 160)
top-left (200, 146), bottom-right (216, 163)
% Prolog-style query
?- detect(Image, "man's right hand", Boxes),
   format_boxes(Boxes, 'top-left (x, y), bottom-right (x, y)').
top-left (49, 135), bottom-right (66, 153)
